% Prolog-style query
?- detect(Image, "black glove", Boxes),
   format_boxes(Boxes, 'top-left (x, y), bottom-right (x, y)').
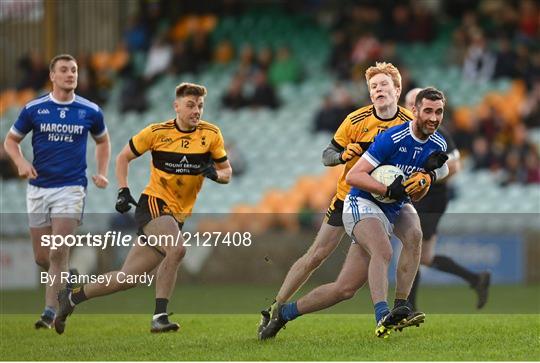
top-left (385, 175), bottom-right (407, 201)
top-left (115, 187), bottom-right (138, 213)
top-left (423, 151), bottom-right (448, 172)
top-left (199, 163), bottom-right (218, 182)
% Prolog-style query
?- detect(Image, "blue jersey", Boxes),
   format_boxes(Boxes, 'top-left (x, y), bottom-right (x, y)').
top-left (10, 93), bottom-right (107, 188)
top-left (350, 122), bottom-right (447, 223)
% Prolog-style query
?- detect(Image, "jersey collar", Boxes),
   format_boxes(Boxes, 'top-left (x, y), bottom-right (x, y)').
top-left (49, 92), bottom-right (75, 105)
top-left (173, 118), bottom-right (197, 133)
top-left (372, 105), bottom-right (399, 121)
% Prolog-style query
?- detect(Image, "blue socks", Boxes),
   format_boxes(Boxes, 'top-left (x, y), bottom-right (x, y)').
top-left (280, 301), bottom-right (301, 321)
top-left (43, 306), bottom-right (56, 319)
top-left (374, 301), bottom-right (389, 322)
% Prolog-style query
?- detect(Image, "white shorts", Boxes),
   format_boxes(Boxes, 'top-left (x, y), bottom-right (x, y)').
top-left (26, 185), bottom-right (86, 228)
top-left (343, 194), bottom-right (393, 238)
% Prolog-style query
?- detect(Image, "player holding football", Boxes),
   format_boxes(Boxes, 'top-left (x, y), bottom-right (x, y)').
top-left (54, 82), bottom-right (232, 334)
top-left (260, 87), bottom-right (449, 339)
top-left (259, 63), bottom-right (427, 339)
top-left (405, 88), bottom-right (491, 310)
top-left (4, 54), bottom-right (110, 329)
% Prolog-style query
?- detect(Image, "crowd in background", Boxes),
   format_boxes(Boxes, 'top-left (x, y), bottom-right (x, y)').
top-left (9, 0), bottom-right (540, 185)
top-left (313, 0), bottom-right (539, 185)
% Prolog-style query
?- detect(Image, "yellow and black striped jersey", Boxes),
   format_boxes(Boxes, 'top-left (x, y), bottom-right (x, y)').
top-left (332, 105), bottom-right (413, 200)
top-left (129, 119), bottom-right (227, 220)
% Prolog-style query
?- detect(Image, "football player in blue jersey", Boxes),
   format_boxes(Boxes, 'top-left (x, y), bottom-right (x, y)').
top-left (259, 88), bottom-right (449, 339)
top-left (344, 87), bottom-right (448, 337)
top-left (4, 54), bottom-right (111, 329)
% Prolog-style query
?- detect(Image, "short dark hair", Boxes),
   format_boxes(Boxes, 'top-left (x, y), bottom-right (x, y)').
top-left (415, 87), bottom-right (446, 108)
top-left (49, 54), bottom-right (77, 72)
top-left (175, 82), bottom-right (207, 98)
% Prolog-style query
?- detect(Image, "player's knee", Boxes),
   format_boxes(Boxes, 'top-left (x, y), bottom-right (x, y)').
top-left (402, 228), bottom-right (423, 250)
top-left (165, 246), bottom-right (186, 264)
top-left (35, 255), bottom-right (49, 270)
top-left (49, 248), bottom-right (69, 265)
top-left (377, 245), bottom-right (393, 265)
top-left (336, 285), bottom-right (357, 301)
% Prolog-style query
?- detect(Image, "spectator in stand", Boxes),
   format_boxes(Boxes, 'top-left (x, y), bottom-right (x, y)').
top-left (408, 1), bottom-right (436, 43)
top-left (250, 70), bottom-right (280, 109)
top-left (142, 1), bottom-right (170, 40)
top-left (222, 73), bottom-right (248, 110)
top-left (256, 47), bottom-right (273, 73)
top-left (169, 41), bottom-right (191, 75)
top-left (313, 95), bottom-right (340, 133)
top-left (185, 32), bottom-right (212, 74)
top-left (330, 82), bottom-right (356, 122)
top-left (119, 76), bottom-right (148, 114)
top-left (471, 136), bottom-right (495, 170)
top-left (520, 78), bottom-right (540, 128)
top-left (384, 5), bottom-right (411, 42)
top-left (238, 44), bottom-right (256, 75)
top-left (517, 0), bottom-right (539, 40)
top-left (143, 34), bottom-right (173, 83)
top-left (124, 14), bottom-right (150, 53)
top-left (447, 28), bottom-right (469, 66)
top-left (16, 51), bottom-right (49, 91)
top-left (493, 36), bottom-right (518, 79)
top-left (75, 54), bottom-right (106, 106)
top-left (328, 30), bottom-right (352, 80)
top-left (463, 29), bottom-right (496, 83)
top-left (524, 149), bottom-right (540, 184)
top-left (350, 31), bottom-right (381, 68)
top-left (213, 39), bottom-right (235, 65)
top-left (269, 47), bottom-right (302, 86)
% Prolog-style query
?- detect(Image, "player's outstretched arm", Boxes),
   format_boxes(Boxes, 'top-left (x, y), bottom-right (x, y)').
top-left (92, 133), bottom-right (111, 188)
top-left (3, 132), bottom-right (37, 179)
top-left (322, 142), bottom-right (343, 166)
top-left (322, 142), bottom-right (363, 166)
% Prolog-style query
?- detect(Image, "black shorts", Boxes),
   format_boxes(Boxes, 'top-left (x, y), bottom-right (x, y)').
top-left (413, 188), bottom-right (448, 240)
top-left (135, 194), bottom-right (184, 235)
top-left (324, 196), bottom-right (344, 227)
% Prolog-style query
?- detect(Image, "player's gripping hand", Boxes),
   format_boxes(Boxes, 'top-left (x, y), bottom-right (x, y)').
top-left (92, 174), bottom-right (109, 189)
top-left (339, 143), bottom-right (363, 163)
top-left (16, 159), bottom-right (37, 179)
top-left (423, 151), bottom-right (448, 171)
top-left (404, 172), bottom-right (431, 195)
top-left (199, 163), bottom-right (218, 182)
top-left (115, 187), bottom-right (138, 213)
top-left (385, 175), bottom-right (407, 201)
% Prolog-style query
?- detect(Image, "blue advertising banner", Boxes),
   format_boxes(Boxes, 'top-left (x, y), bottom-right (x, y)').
top-left (389, 234), bottom-right (524, 284)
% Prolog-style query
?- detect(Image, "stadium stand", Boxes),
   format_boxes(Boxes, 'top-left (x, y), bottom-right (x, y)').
top-left (1, 2), bottom-right (538, 236)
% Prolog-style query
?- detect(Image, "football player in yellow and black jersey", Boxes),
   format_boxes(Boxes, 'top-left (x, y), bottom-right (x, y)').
top-left (260, 63), bottom-right (427, 339)
top-left (55, 83), bottom-right (232, 334)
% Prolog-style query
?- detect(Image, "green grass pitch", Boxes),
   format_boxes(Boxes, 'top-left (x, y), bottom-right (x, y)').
top-left (1, 314), bottom-right (539, 360)
top-left (1, 284), bottom-right (539, 360)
